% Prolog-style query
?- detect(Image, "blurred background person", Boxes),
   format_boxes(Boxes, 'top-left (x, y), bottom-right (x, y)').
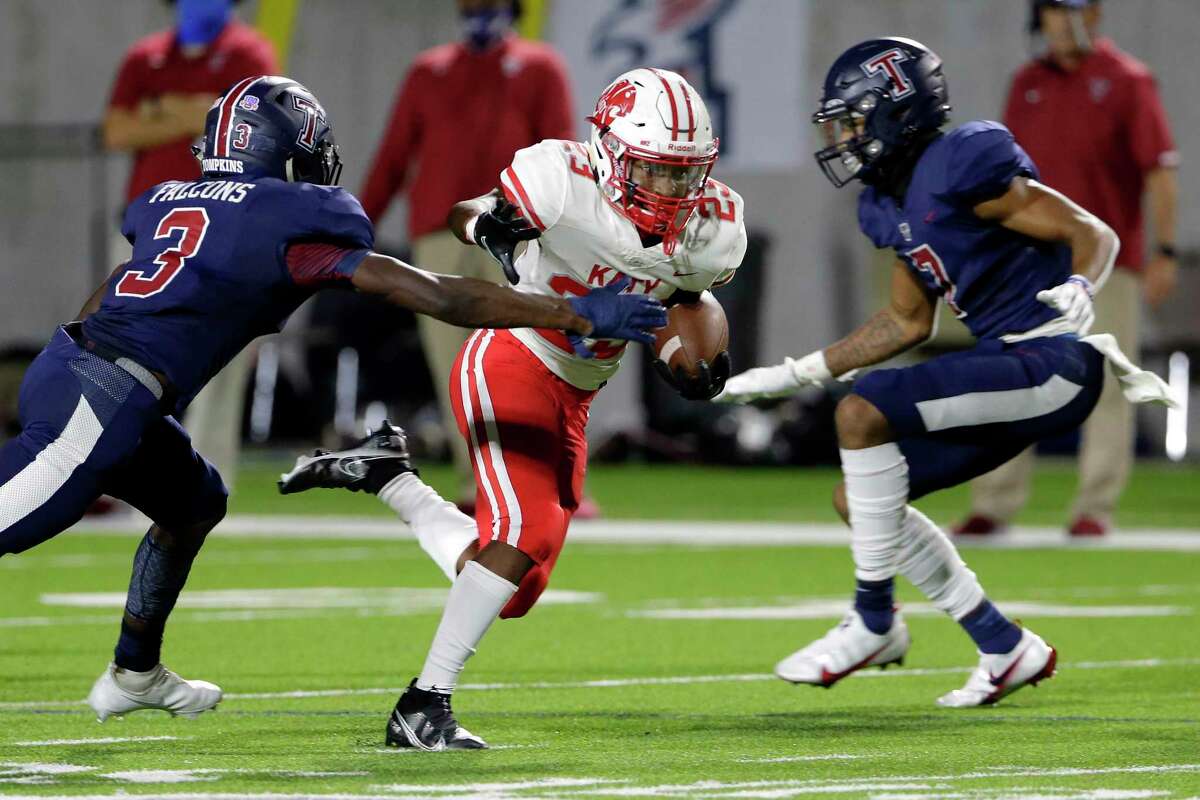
top-left (955, 0), bottom-right (1179, 537)
top-left (359, 0), bottom-right (574, 514)
top-left (103, 0), bottom-right (278, 493)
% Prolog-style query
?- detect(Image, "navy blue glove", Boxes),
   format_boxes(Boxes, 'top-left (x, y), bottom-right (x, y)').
top-left (567, 276), bottom-right (667, 359)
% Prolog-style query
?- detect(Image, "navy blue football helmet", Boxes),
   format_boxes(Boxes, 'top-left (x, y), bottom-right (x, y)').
top-left (813, 37), bottom-right (951, 187)
top-left (194, 75), bottom-right (342, 185)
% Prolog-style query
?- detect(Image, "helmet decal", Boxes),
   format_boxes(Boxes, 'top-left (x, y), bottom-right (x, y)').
top-left (861, 48), bottom-right (915, 100)
top-left (291, 94), bottom-right (326, 153)
top-left (213, 76), bottom-right (265, 158)
top-left (591, 79), bottom-right (638, 129)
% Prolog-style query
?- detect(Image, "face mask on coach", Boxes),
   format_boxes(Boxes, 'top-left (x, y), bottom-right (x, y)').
top-left (175, 0), bottom-right (234, 47)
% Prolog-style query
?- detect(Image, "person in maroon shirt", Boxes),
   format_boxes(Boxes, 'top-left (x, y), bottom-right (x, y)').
top-left (361, 0), bottom-right (574, 510)
top-left (957, 0), bottom-right (1180, 537)
top-left (103, 0), bottom-right (278, 204)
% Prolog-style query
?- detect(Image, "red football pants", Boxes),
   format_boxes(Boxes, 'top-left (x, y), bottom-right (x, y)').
top-left (450, 329), bottom-right (595, 618)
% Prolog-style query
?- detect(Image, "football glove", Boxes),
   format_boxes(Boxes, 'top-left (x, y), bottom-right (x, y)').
top-left (474, 200), bottom-right (540, 284)
top-left (713, 350), bottom-right (832, 404)
top-left (567, 276), bottom-right (667, 359)
top-left (653, 350), bottom-right (732, 401)
top-left (1036, 275), bottom-right (1095, 336)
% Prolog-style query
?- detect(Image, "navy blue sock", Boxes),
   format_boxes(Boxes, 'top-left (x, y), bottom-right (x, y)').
top-left (959, 600), bottom-right (1022, 654)
top-left (854, 578), bottom-right (895, 634)
top-left (113, 530), bottom-right (199, 672)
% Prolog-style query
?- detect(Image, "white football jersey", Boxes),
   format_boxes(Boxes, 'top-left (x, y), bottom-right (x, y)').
top-left (498, 139), bottom-right (748, 390)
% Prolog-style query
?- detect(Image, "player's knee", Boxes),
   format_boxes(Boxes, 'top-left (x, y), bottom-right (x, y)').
top-left (832, 482), bottom-right (850, 525)
top-left (834, 394), bottom-right (892, 448)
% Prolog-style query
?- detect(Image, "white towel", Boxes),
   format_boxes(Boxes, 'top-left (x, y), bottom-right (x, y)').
top-left (1080, 333), bottom-right (1180, 409)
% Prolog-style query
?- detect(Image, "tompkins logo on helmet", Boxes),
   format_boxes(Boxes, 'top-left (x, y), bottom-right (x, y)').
top-left (862, 48), bottom-right (915, 100)
top-left (592, 79), bottom-right (638, 129)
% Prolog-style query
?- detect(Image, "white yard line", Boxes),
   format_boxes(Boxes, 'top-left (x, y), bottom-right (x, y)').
top-left (68, 514), bottom-right (1200, 551)
top-left (15, 735), bottom-right (181, 746)
top-left (630, 599), bottom-right (1192, 621)
top-left (3, 657), bottom-right (1197, 712)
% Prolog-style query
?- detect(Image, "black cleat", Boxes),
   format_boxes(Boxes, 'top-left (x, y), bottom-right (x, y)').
top-left (385, 679), bottom-right (488, 751)
top-left (277, 420), bottom-right (416, 495)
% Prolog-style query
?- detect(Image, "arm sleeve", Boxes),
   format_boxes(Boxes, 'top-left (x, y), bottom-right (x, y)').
top-left (499, 141), bottom-right (569, 231)
top-left (942, 126), bottom-right (1036, 206)
top-left (359, 69), bottom-right (424, 223)
top-left (533, 51), bottom-right (577, 141)
top-left (107, 49), bottom-right (144, 111)
top-left (1127, 72), bottom-right (1178, 173)
top-left (285, 242), bottom-right (370, 287)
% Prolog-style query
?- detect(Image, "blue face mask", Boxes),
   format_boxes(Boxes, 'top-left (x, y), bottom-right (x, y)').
top-left (177, 0), bottom-right (233, 47)
top-left (461, 7), bottom-right (513, 51)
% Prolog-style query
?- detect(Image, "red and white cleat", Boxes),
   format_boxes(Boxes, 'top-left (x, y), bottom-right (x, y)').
top-left (774, 610), bottom-right (910, 687)
top-left (937, 628), bottom-right (1057, 708)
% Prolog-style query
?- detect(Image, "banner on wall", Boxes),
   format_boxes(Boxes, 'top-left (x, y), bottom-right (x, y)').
top-left (547, 0), bottom-right (808, 171)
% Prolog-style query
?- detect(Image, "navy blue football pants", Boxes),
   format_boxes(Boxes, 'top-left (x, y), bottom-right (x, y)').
top-left (0, 327), bottom-right (227, 556)
top-left (852, 335), bottom-right (1106, 501)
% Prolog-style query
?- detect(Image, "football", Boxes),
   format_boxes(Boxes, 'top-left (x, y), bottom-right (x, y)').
top-left (652, 290), bottom-right (729, 377)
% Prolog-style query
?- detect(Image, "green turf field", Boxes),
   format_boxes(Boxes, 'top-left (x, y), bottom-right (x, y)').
top-left (1, 475), bottom-right (1198, 799)
top-left (236, 457), bottom-right (1200, 529)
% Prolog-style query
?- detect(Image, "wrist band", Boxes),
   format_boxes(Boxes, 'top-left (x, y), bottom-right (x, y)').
top-left (1066, 274), bottom-right (1095, 298)
top-left (464, 216), bottom-right (478, 245)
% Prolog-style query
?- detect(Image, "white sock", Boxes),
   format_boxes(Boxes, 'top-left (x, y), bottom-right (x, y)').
top-left (895, 506), bottom-right (985, 620)
top-left (416, 561), bottom-right (517, 693)
top-left (841, 444), bottom-right (909, 581)
top-left (378, 474), bottom-right (477, 582)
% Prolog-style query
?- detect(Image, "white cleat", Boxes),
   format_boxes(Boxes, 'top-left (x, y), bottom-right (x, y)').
top-left (775, 609), bottom-right (911, 687)
top-left (937, 628), bottom-right (1057, 708)
top-left (86, 662), bottom-right (222, 721)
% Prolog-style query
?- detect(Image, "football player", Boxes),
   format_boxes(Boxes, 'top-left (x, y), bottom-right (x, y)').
top-left (0, 75), bottom-right (665, 723)
top-left (716, 38), bottom-right (1174, 706)
top-left (280, 68), bottom-right (746, 749)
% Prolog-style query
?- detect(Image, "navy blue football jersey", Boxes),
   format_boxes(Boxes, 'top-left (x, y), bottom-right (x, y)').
top-left (84, 178), bottom-right (374, 411)
top-left (857, 121), bottom-right (1072, 339)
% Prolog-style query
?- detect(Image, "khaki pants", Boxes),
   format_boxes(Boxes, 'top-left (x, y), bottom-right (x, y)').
top-left (968, 268), bottom-right (1140, 524)
top-left (412, 230), bottom-right (503, 501)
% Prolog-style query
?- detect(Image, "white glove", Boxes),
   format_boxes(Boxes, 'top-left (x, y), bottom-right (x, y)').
top-left (713, 351), bottom-right (832, 404)
top-left (1036, 275), bottom-right (1095, 336)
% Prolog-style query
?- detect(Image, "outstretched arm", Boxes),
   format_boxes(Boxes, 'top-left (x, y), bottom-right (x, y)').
top-left (824, 260), bottom-right (936, 376)
top-left (715, 259), bottom-right (935, 404)
top-left (351, 252), bottom-right (590, 334)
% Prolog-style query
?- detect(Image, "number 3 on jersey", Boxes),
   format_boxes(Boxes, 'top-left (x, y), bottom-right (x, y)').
top-left (906, 243), bottom-right (965, 318)
top-left (116, 207), bottom-right (210, 298)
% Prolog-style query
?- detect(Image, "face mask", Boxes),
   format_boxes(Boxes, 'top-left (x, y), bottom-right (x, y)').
top-left (461, 8), bottom-right (513, 51)
top-left (177, 0), bottom-right (233, 47)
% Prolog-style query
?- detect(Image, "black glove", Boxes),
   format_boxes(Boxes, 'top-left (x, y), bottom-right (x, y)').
top-left (475, 200), bottom-right (540, 284)
top-left (653, 349), bottom-right (732, 401)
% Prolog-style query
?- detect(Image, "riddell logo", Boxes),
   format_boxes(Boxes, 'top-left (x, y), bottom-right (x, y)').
top-left (592, 79), bottom-right (638, 128)
top-left (666, 142), bottom-right (697, 152)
